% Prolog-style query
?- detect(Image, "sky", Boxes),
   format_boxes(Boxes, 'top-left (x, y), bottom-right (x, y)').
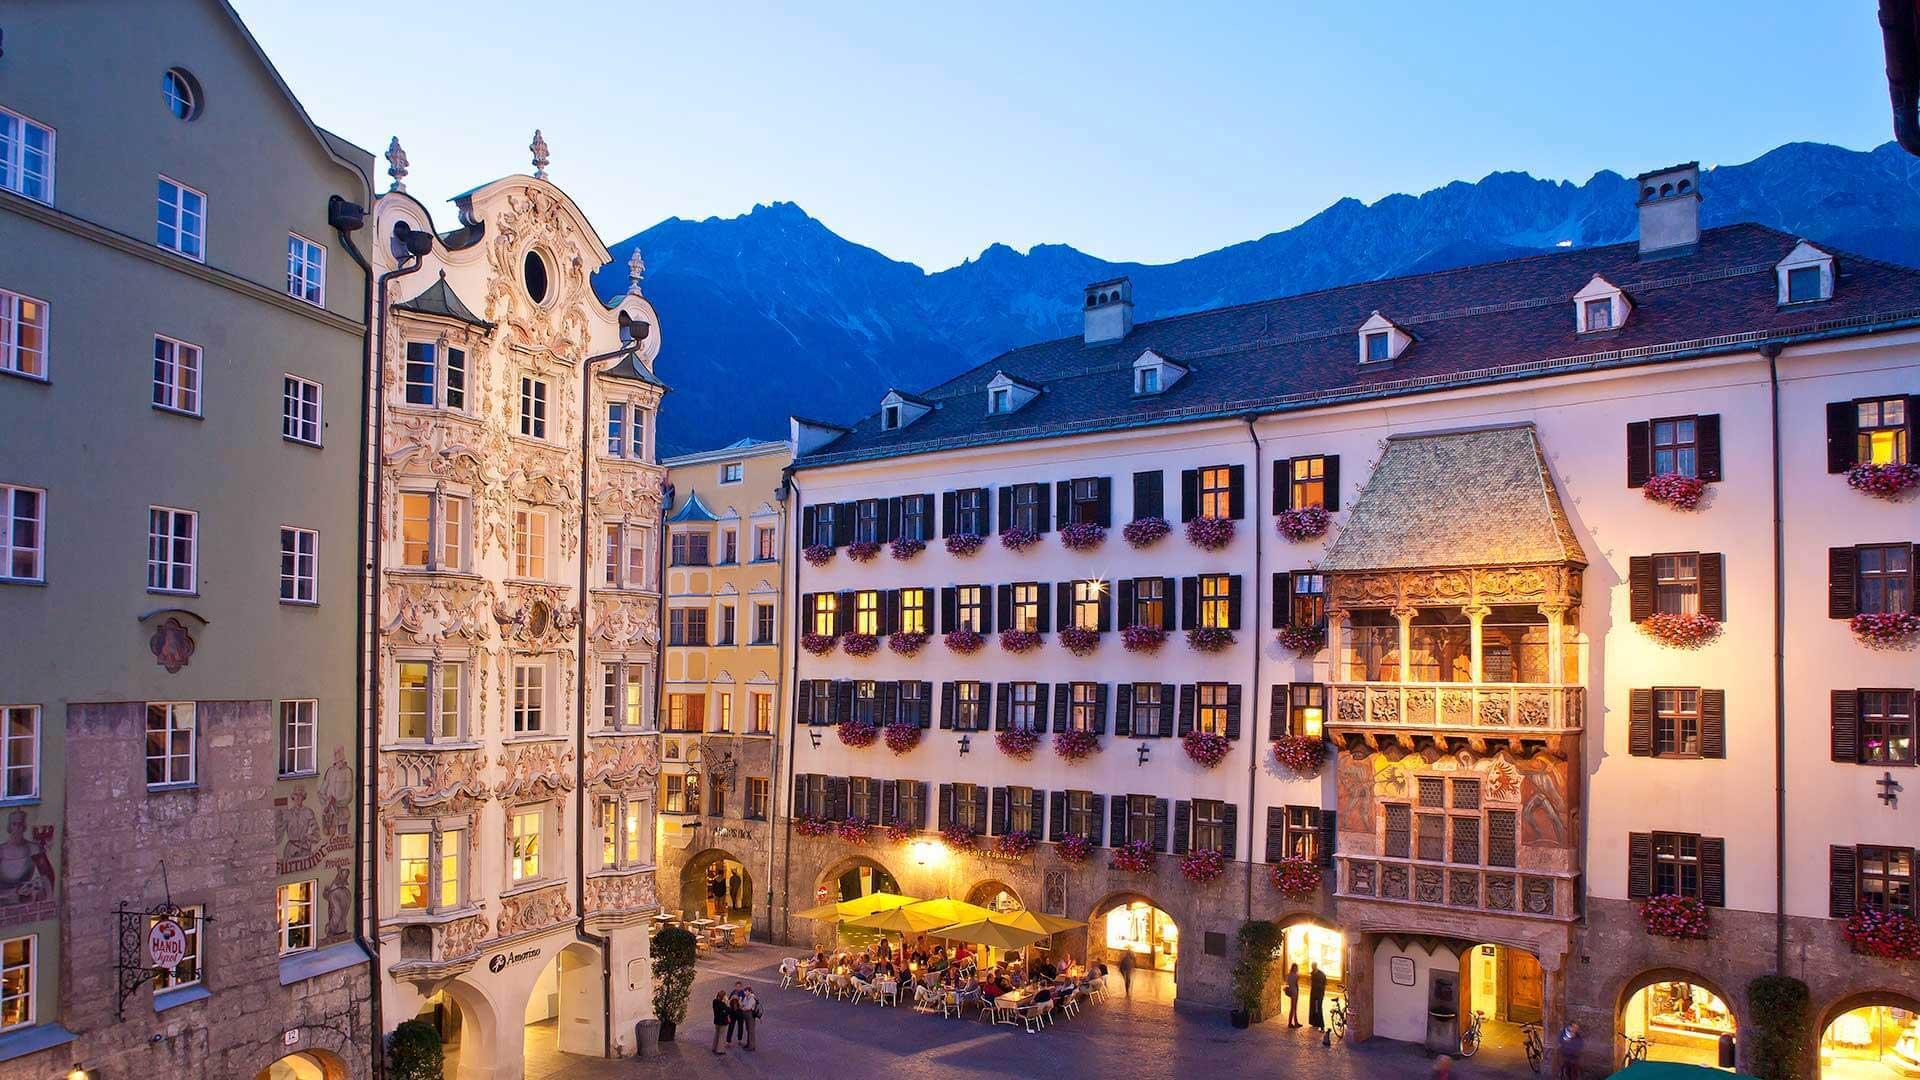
top-left (237, 1), bottom-right (1893, 271)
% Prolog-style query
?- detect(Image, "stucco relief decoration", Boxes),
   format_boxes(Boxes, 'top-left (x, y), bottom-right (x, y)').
top-left (589, 596), bottom-right (659, 649)
top-left (590, 472), bottom-right (664, 525)
top-left (493, 743), bottom-right (578, 802)
top-left (384, 579), bottom-right (494, 645)
top-left (496, 883), bottom-right (573, 938)
top-left (440, 913), bottom-right (490, 960)
top-left (494, 462), bottom-right (580, 561)
top-left (495, 584), bottom-right (579, 649)
top-left (382, 412), bottom-right (488, 493)
top-left (586, 872), bottom-right (659, 916)
top-left (585, 736), bottom-right (659, 789)
top-left (378, 751), bottom-right (490, 855)
top-left (483, 187), bottom-right (593, 359)
top-left (148, 617), bottom-right (196, 673)
top-left (0, 811), bottom-right (56, 923)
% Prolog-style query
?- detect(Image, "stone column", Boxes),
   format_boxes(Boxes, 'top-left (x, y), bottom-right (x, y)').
top-left (1348, 932), bottom-right (1376, 1041)
top-left (1393, 606), bottom-right (1416, 684)
top-left (1326, 609), bottom-right (1346, 682)
top-left (1539, 604), bottom-right (1568, 688)
top-left (1538, 948), bottom-right (1567, 1079)
top-left (1466, 604), bottom-right (1491, 683)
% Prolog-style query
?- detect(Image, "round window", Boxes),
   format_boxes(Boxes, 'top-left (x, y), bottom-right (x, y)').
top-left (523, 250), bottom-right (550, 305)
top-left (162, 68), bottom-right (202, 121)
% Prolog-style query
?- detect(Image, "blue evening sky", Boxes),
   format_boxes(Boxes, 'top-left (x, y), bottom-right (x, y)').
top-left (237, 1), bottom-right (1889, 270)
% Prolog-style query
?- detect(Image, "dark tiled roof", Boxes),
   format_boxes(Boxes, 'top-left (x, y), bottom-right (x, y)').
top-left (603, 350), bottom-right (667, 388)
top-left (666, 490), bottom-right (720, 523)
top-left (886, 387), bottom-right (934, 407)
top-left (395, 272), bottom-right (492, 329)
top-left (795, 225), bottom-right (1920, 469)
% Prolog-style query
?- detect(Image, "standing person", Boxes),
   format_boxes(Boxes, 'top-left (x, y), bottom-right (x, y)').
top-left (1117, 950), bottom-right (1136, 998)
top-left (708, 870), bottom-right (727, 919)
top-left (728, 867), bottom-right (743, 912)
top-left (1285, 963), bottom-right (1301, 1027)
top-left (741, 986), bottom-right (761, 1051)
top-left (1308, 963), bottom-right (1327, 1031)
top-left (1558, 1021), bottom-right (1586, 1079)
top-left (710, 991), bottom-right (730, 1054)
top-left (726, 981), bottom-right (748, 1045)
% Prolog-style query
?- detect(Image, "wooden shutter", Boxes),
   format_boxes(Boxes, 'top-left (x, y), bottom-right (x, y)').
top-left (1091, 794), bottom-right (1107, 847)
top-left (1272, 572), bottom-right (1291, 629)
top-left (1271, 684), bottom-right (1290, 740)
top-left (1225, 684), bottom-right (1243, 740)
top-left (883, 497), bottom-right (901, 543)
top-left (942, 491), bottom-right (956, 536)
top-left (1274, 458), bottom-right (1292, 511)
top-left (1699, 553), bottom-right (1725, 621)
top-left (1177, 684), bottom-right (1196, 737)
top-left (1628, 556), bottom-right (1655, 623)
top-left (1116, 579), bottom-right (1135, 629)
top-left (1109, 795), bottom-right (1128, 846)
top-left (1700, 837), bottom-right (1726, 907)
top-left (1225, 575), bottom-right (1244, 630)
top-left (1829, 547), bottom-right (1859, 618)
top-left (1160, 578), bottom-right (1179, 631)
top-left (832, 680), bottom-right (853, 725)
top-left (792, 773), bottom-right (813, 818)
top-left (1830, 846), bottom-right (1858, 917)
top-left (939, 682), bottom-right (956, 730)
top-left (1053, 683), bottom-right (1071, 733)
top-left (1628, 689), bottom-right (1653, 757)
top-left (1172, 801), bottom-right (1191, 855)
top-left (1055, 582), bottom-right (1072, 634)
top-left (796, 680), bottom-right (814, 727)
top-left (1055, 481), bottom-right (1071, 529)
top-left (1097, 584), bottom-right (1113, 632)
top-left (994, 683), bottom-right (1011, 731)
top-left (914, 781), bottom-right (931, 828)
top-left (1221, 803), bottom-right (1239, 859)
top-left (882, 589), bottom-right (900, 636)
top-left (802, 506), bottom-right (819, 545)
top-left (997, 486), bottom-right (1013, 534)
top-left (1133, 470), bottom-right (1163, 520)
top-left (1827, 401), bottom-right (1859, 473)
top-left (938, 783), bottom-right (954, 828)
top-left (1158, 683), bottom-right (1176, 738)
top-left (1049, 791), bottom-right (1067, 842)
top-left (880, 681), bottom-right (900, 724)
top-left (1035, 485), bottom-right (1052, 533)
top-left (1227, 464), bottom-right (1246, 519)
top-left (1697, 415), bottom-right (1722, 482)
top-left (1626, 421), bottom-right (1651, 488)
top-left (1094, 683), bottom-right (1109, 734)
top-left (1180, 577), bottom-right (1199, 631)
top-left (826, 777), bottom-right (850, 820)
top-left (1831, 690), bottom-right (1860, 763)
top-left (1318, 811), bottom-right (1337, 871)
top-left (835, 590), bottom-right (854, 635)
top-left (1033, 684), bottom-right (1050, 729)
top-left (1179, 468), bottom-right (1198, 522)
top-left (1030, 789), bottom-right (1046, 839)
top-left (1321, 456), bottom-right (1340, 512)
top-left (997, 584), bottom-right (1013, 630)
top-left (917, 681), bottom-right (933, 729)
top-left (1265, 806), bottom-right (1286, 862)
top-left (940, 586), bottom-right (956, 633)
top-left (992, 787), bottom-right (1010, 835)
top-left (1700, 690), bottom-right (1726, 759)
top-left (1036, 583), bottom-right (1052, 633)
top-left (1094, 477), bottom-right (1112, 527)
top-left (880, 780), bottom-right (897, 826)
top-left (1627, 832), bottom-right (1653, 899)
top-left (971, 787), bottom-right (987, 831)
top-left (833, 503), bottom-right (854, 547)
top-left (1151, 798), bottom-right (1171, 852)
top-left (1114, 684), bottom-right (1134, 737)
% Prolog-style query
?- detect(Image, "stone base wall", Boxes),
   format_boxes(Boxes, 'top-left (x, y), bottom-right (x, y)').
top-left (655, 815), bottom-right (779, 939)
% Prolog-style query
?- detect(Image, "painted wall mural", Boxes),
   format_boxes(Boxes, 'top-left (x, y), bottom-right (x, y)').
top-left (0, 811), bottom-right (56, 924)
top-left (1337, 748), bottom-right (1576, 860)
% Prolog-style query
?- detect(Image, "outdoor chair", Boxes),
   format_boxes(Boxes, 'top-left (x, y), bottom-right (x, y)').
top-left (832, 973), bottom-right (853, 1000)
top-left (779, 958), bottom-right (798, 988)
top-left (850, 977), bottom-right (874, 1004)
top-left (941, 990), bottom-right (964, 1019)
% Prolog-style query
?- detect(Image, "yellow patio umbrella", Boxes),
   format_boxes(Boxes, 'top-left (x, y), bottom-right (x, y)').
top-left (995, 910), bottom-right (1084, 936)
top-left (845, 905), bottom-right (957, 936)
top-left (792, 891), bottom-right (918, 922)
top-left (901, 897), bottom-right (996, 926)
top-left (935, 918), bottom-right (1046, 952)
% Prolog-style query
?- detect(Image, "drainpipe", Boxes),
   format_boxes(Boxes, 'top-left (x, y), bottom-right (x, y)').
top-left (574, 328), bottom-right (647, 1060)
top-left (779, 470), bottom-right (806, 946)
top-left (1881, 0), bottom-right (1920, 155)
top-left (1763, 341), bottom-right (1787, 972)
top-left (762, 481), bottom-right (792, 941)
top-left (1242, 416), bottom-right (1263, 924)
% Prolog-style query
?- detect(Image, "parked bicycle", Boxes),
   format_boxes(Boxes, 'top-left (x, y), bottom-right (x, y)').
top-left (1327, 996), bottom-right (1352, 1044)
top-left (1620, 1030), bottom-right (1650, 1068)
top-left (1460, 1009), bottom-right (1484, 1057)
top-left (1521, 1020), bottom-right (1545, 1073)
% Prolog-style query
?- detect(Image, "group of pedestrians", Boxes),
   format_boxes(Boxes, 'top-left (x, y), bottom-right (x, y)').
top-left (1280, 961), bottom-right (1329, 1029)
top-left (709, 981), bottom-right (760, 1054)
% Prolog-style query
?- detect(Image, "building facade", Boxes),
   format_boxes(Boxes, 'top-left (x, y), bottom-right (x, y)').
top-left (657, 440), bottom-right (792, 941)
top-left (782, 169), bottom-right (1920, 1076)
top-left (365, 142), bottom-right (666, 1077)
top-left (0, 2), bottom-right (375, 1076)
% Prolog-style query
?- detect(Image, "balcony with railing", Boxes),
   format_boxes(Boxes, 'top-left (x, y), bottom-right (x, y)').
top-left (1328, 683), bottom-right (1585, 735)
top-left (1337, 854), bottom-right (1578, 923)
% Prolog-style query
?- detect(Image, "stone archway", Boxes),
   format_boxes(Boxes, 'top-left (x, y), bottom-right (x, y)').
top-left (1273, 913), bottom-right (1348, 1016)
top-left (255, 1049), bottom-right (350, 1080)
top-left (1818, 989), bottom-right (1920, 1078)
top-left (681, 846), bottom-right (754, 929)
top-left (1089, 890), bottom-right (1179, 1004)
top-left (965, 878), bottom-right (1023, 913)
top-left (432, 975), bottom-right (508, 1080)
top-left (1616, 967), bottom-right (1740, 1069)
top-left (813, 853), bottom-right (901, 905)
top-left (522, 942), bottom-right (606, 1066)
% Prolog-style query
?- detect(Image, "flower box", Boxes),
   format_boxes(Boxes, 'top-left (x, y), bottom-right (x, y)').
top-left (1276, 623), bottom-right (1326, 656)
top-left (1059, 626), bottom-right (1101, 656)
top-left (941, 823), bottom-right (978, 851)
top-left (1187, 627), bottom-right (1235, 653)
top-left (1640, 893), bottom-right (1711, 940)
top-left (800, 632), bottom-right (838, 656)
top-left (1057, 835), bottom-right (1093, 864)
top-left (1060, 521), bottom-right (1107, 551)
top-left (945, 532), bottom-right (985, 557)
top-left (1000, 628), bottom-right (1042, 654)
top-left (1178, 847), bottom-right (1228, 884)
top-left (996, 727), bottom-right (1040, 759)
top-left (1639, 612), bottom-right (1722, 650)
top-left (801, 544), bottom-right (836, 568)
top-left (886, 821), bottom-right (916, 843)
top-left (943, 628), bottom-right (985, 654)
top-left (837, 719), bottom-right (879, 748)
top-left (1643, 473), bottom-right (1706, 511)
top-left (1122, 625), bottom-right (1167, 653)
top-left (835, 818), bottom-right (872, 844)
top-left (1846, 462), bottom-right (1920, 500)
top-left (1054, 728), bottom-right (1100, 761)
top-left (1182, 729), bottom-right (1232, 768)
top-left (795, 817), bottom-right (832, 838)
top-left (842, 632), bottom-right (879, 658)
top-left (883, 721), bottom-right (922, 755)
top-left (847, 540), bottom-right (882, 563)
top-left (889, 536), bottom-right (925, 561)
top-left (1272, 735), bottom-right (1328, 776)
top-left (995, 831), bottom-right (1039, 859)
top-left (1269, 857), bottom-right (1323, 900)
top-left (1842, 909), bottom-right (1920, 960)
top-left (1851, 611), bottom-right (1920, 646)
top-left (1000, 526), bottom-right (1042, 553)
top-left (888, 632), bottom-right (928, 657)
top-left (1111, 839), bottom-right (1157, 874)
top-left (1123, 516), bottom-right (1171, 549)
top-left (1274, 504), bottom-right (1330, 542)
top-left (1186, 515), bottom-right (1236, 551)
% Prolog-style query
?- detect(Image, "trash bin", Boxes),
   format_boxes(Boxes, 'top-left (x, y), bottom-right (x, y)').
top-left (635, 1017), bottom-right (660, 1057)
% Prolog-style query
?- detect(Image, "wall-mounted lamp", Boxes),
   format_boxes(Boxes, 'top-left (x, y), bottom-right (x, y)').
top-left (910, 839), bottom-right (940, 867)
top-left (808, 727), bottom-right (823, 749)
top-left (1136, 743), bottom-right (1151, 767)
top-left (957, 734), bottom-right (971, 757)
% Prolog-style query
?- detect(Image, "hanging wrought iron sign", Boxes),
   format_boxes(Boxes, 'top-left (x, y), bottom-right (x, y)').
top-left (113, 868), bottom-right (213, 1019)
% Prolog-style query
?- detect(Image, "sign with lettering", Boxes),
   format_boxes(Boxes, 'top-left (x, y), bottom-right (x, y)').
top-left (148, 918), bottom-right (187, 971)
top-left (488, 946), bottom-right (542, 974)
top-left (1389, 955), bottom-right (1416, 987)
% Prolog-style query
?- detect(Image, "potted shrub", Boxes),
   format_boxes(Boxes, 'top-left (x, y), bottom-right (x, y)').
top-left (1231, 920), bottom-right (1282, 1028)
top-left (888, 631), bottom-right (928, 657)
top-left (800, 632), bottom-right (837, 656)
top-left (1276, 623), bottom-right (1326, 656)
top-left (1057, 834), bottom-right (1093, 864)
top-left (1123, 516), bottom-right (1171, 548)
top-left (1851, 611), bottom-right (1920, 646)
top-left (794, 817), bottom-right (832, 838)
top-left (835, 818), bottom-right (872, 844)
top-left (1274, 504), bottom-right (1331, 542)
top-left (1186, 515), bottom-right (1236, 551)
top-left (1122, 624), bottom-right (1167, 653)
top-left (1745, 975), bottom-right (1811, 1080)
top-left (1000, 526), bottom-right (1041, 552)
top-left (1846, 461), bottom-right (1920, 499)
top-left (1060, 521), bottom-right (1106, 551)
top-left (842, 632), bottom-right (879, 657)
top-left (1643, 473), bottom-right (1706, 510)
top-left (1269, 857), bottom-right (1323, 900)
top-left (1000, 628), bottom-right (1042, 653)
top-left (801, 544), bottom-right (835, 568)
top-left (886, 821), bottom-right (916, 843)
top-left (1059, 625), bottom-right (1101, 655)
top-left (941, 823), bottom-right (978, 851)
top-left (1178, 847), bottom-right (1228, 884)
top-left (994, 830), bottom-right (1038, 859)
top-left (889, 536), bottom-right (925, 561)
top-left (1111, 838), bottom-right (1157, 873)
top-left (387, 1019), bottom-right (444, 1080)
top-left (883, 721), bottom-right (922, 754)
top-left (1640, 612), bottom-right (1722, 649)
top-left (1640, 893), bottom-right (1711, 940)
top-left (847, 540), bottom-right (882, 563)
top-left (996, 727), bottom-right (1040, 758)
top-left (945, 532), bottom-right (984, 557)
top-left (651, 926), bottom-right (698, 1042)
top-left (1842, 908), bottom-right (1920, 959)
top-left (1182, 729), bottom-right (1232, 768)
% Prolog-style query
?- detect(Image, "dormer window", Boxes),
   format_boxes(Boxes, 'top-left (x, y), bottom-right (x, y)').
top-left (1582, 298), bottom-right (1613, 332)
top-left (1356, 312), bottom-right (1410, 364)
top-left (989, 387), bottom-right (1011, 414)
top-left (1573, 274), bottom-right (1630, 335)
top-left (1365, 331), bottom-right (1390, 363)
top-left (882, 403), bottom-right (901, 430)
top-left (877, 389), bottom-right (931, 432)
top-left (983, 372), bottom-right (1038, 415)
top-left (1137, 367), bottom-right (1159, 395)
top-left (1776, 241), bottom-right (1834, 305)
top-left (1786, 266), bottom-right (1821, 304)
top-left (1131, 349), bottom-right (1185, 396)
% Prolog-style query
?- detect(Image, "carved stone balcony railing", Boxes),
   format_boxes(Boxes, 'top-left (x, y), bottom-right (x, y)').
top-left (1338, 855), bottom-right (1576, 922)
top-left (389, 910), bottom-right (490, 983)
top-left (1328, 683), bottom-right (1584, 738)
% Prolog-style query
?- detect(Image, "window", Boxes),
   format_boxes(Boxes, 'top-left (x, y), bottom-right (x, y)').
top-left (1365, 331), bottom-right (1390, 363)
top-left (150, 907), bottom-right (203, 992)
top-left (717, 604), bottom-right (736, 646)
top-left (1651, 417), bottom-right (1698, 478)
top-left (809, 504), bottom-right (837, 548)
top-left (1786, 265), bottom-right (1824, 305)
top-left (0, 105), bottom-right (54, 203)
top-left (1582, 298), bottom-right (1613, 332)
top-left (1287, 684), bottom-right (1325, 738)
top-left (1858, 545), bottom-right (1913, 615)
top-left (512, 662), bottom-right (545, 733)
top-left (1192, 799), bottom-right (1228, 851)
top-left (277, 881), bottom-right (314, 954)
top-left (956, 489), bottom-right (988, 535)
top-left (1010, 484), bottom-right (1042, 533)
top-left (809, 593), bottom-right (837, 636)
top-left (1070, 581), bottom-right (1102, 632)
top-left (1010, 583), bottom-right (1041, 633)
top-left (597, 798), bottom-right (648, 870)
top-left (1126, 795), bottom-right (1155, 846)
top-left (953, 783), bottom-right (984, 830)
top-left (1068, 684), bottom-right (1100, 732)
top-left (278, 700), bottom-right (315, 777)
top-left (605, 399), bottom-right (648, 459)
top-left (1858, 845), bottom-right (1915, 916)
top-left (901, 497), bottom-right (930, 542)
top-left (883, 403), bottom-right (901, 430)
top-left (1007, 683), bottom-right (1040, 732)
top-left (753, 603), bottom-right (776, 645)
top-left (848, 682), bottom-right (877, 725)
top-left (1131, 683), bottom-right (1162, 733)
top-left (1129, 577), bottom-right (1165, 629)
top-left (954, 681), bottom-right (985, 731)
top-left (400, 492), bottom-right (465, 571)
top-left (1653, 689), bottom-right (1700, 757)
top-left (600, 662), bottom-right (649, 732)
top-left (1, 486), bottom-right (43, 582)
top-left (1199, 574), bottom-right (1233, 630)
top-left (403, 343), bottom-right (466, 411)
top-left (805, 683), bottom-right (833, 728)
top-left (747, 777), bottom-right (770, 820)
top-left (669, 531), bottom-right (710, 567)
top-left (279, 527), bottom-right (317, 604)
top-left (1652, 832), bottom-right (1702, 899)
top-left (989, 387), bottom-right (1011, 414)
top-left (282, 375), bottom-right (322, 445)
top-left (1136, 366), bottom-right (1160, 395)
top-left (0, 288), bottom-right (48, 379)
top-left (1289, 457), bottom-right (1327, 510)
top-left (1066, 791), bottom-right (1098, 840)
top-left (755, 525), bottom-right (776, 561)
top-left (161, 68), bottom-right (201, 121)
top-left (665, 694), bottom-right (704, 734)
top-left (1857, 398), bottom-right (1909, 467)
top-left (1196, 683), bottom-right (1230, 735)
top-left (898, 682), bottom-right (926, 727)
top-left (1008, 785), bottom-right (1037, 835)
top-left (0, 706), bottom-right (35, 801)
top-left (900, 589), bottom-right (929, 634)
top-left (397, 832), bottom-right (431, 910)
top-left (151, 335), bottom-right (201, 415)
top-left (513, 508), bottom-right (549, 579)
top-left (668, 607), bottom-right (709, 647)
top-left (1653, 553), bottom-right (1699, 616)
top-left (847, 591), bottom-right (878, 636)
top-left (286, 234), bottom-right (325, 305)
top-left (720, 461), bottom-right (744, 484)
top-left (854, 500), bottom-right (882, 544)
top-left (510, 809), bottom-right (543, 881)
top-left (1290, 573), bottom-right (1326, 627)
top-left (1862, 691), bottom-right (1916, 766)
top-left (396, 660), bottom-right (462, 742)
top-left (156, 176), bottom-right (205, 260)
top-left (720, 529), bottom-right (738, 565)
top-left (716, 694), bottom-right (734, 734)
top-left (603, 522), bottom-right (650, 589)
top-left (0, 935), bottom-right (29, 1031)
top-left (751, 691), bottom-right (773, 735)
top-left (147, 507), bottom-right (197, 593)
top-left (1198, 466), bottom-right (1232, 518)
top-left (518, 376), bottom-right (548, 439)
top-left (954, 586), bottom-right (985, 633)
top-left (1067, 478), bottom-right (1102, 525)
top-left (1282, 805), bottom-right (1321, 861)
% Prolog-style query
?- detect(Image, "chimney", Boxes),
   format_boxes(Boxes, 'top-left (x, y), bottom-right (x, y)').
top-left (1083, 277), bottom-right (1133, 345)
top-left (1635, 162), bottom-right (1701, 259)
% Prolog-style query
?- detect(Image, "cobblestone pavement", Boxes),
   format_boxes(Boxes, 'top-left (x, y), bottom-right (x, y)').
top-left (526, 944), bottom-right (1542, 1079)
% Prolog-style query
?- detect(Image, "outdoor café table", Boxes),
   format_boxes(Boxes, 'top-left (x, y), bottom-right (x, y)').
top-left (993, 988), bottom-right (1032, 1024)
top-left (877, 979), bottom-right (899, 1006)
top-left (712, 923), bottom-right (737, 946)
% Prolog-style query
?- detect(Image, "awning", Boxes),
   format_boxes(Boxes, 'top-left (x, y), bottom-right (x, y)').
top-left (1319, 423), bottom-right (1585, 573)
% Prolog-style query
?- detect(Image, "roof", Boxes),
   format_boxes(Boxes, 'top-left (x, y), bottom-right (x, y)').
top-left (217, 2), bottom-right (374, 191)
top-left (394, 273), bottom-right (493, 330)
top-left (793, 224), bottom-right (1920, 470)
top-left (666, 490), bottom-right (720, 523)
top-left (662, 438), bottom-right (791, 468)
top-left (602, 349), bottom-right (667, 389)
top-left (1319, 424), bottom-right (1584, 572)
top-left (885, 387), bottom-right (934, 407)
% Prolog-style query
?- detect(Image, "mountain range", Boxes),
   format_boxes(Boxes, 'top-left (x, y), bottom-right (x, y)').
top-left (590, 141), bottom-right (1920, 454)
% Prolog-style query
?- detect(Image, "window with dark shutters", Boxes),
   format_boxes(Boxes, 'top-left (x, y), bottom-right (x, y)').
top-left (1828, 400), bottom-right (1861, 473)
top-left (1829, 547), bottom-right (1860, 618)
top-left (1857, 845), bottom-right (1916, 916)
top-left (1830, 846), bottom-right (1860, 917)
top-left (1275, 455), bottom-right (1339, 511)
top-left (1627, 832), bottom-right (1653, 899)
top-left (1133, 470), bottom-right (1164, 521)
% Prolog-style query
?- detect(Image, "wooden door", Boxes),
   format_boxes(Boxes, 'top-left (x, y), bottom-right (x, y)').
top-left (1505, 950), bottom-right (1543, 1023)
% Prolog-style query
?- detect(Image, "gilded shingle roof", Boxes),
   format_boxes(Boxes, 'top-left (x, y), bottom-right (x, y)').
top-left (1319, 424), bottom-right (1584, 572)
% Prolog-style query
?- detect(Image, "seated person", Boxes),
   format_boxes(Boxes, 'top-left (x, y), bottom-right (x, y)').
top-left (875, 938), bottom-right (893, 961)
top-left (1034, 986), bottom-right (1053, 1004)
top-left (1036, 961), bottom-right (1058, 981)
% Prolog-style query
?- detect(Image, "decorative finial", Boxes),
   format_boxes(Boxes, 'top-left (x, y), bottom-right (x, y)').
top-left (385, 136), bottom-right (409, 192)
top-left (627, 248), bottom-right (646, 296)
top-left (530, 130), bottom-right (550, 181)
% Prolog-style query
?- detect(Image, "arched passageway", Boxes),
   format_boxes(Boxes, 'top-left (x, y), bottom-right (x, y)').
top-left (681, 847), bottom-right (754, 939)
top-left (1090, 893), bottom-right (1178, 1005)
top-left (1820, 992), bottom-right (1920, 1078)
top-left (1618, 971), bottom-right (1738, 1069)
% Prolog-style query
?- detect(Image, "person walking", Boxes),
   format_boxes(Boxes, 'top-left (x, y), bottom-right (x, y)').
top-left (1285, 963), bottom-right (1301, 1027)
top-left (741, 986), bottom-right (761, 1051)
top-left (1558, 1021), bottom-right (1586, 1079)
top-left (709, 991), bottom-right (730, 1054)
top-left (1432, 1054), bottom-right (1454, 1078)
top-left (728, 867), bottom-right (744, 911)
top-left (1117, 950), bottom-right (1136, 998)
top-left (1308, 963), bottom-right (1327, 1032)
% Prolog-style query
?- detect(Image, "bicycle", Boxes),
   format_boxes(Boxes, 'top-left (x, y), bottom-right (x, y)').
top-left (1460, 1009), bottom-right (1484, 1058)
top-left (1620, 1030), bottom-right (1650, 1068)
top-left (1520, 1021), bottom-right (1545, 1073)
top-left (1326, 996), bottom-right (1353, 1045)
